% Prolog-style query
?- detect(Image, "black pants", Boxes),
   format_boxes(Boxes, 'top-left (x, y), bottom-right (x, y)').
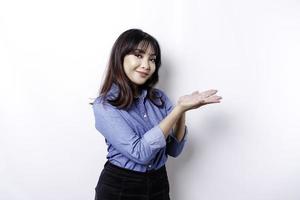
top-left (95, 160), bottom-right (170, 200)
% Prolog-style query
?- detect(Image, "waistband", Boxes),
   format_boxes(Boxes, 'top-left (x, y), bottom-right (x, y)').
top-left (104, 160), bottom-right (166, 178)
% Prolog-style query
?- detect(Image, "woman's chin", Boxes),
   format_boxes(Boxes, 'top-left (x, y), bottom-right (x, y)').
top-left (131, 77), bottom-right (148, 85)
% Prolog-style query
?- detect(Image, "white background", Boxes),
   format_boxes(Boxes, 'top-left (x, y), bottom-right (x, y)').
top-left (1, 0), bottom-right (300, 199)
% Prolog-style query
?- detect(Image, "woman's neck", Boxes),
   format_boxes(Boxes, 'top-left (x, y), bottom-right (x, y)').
top-left (132, 85), bottom-right (141, 98)
top-left (133, 90), bottom-right (141, 98)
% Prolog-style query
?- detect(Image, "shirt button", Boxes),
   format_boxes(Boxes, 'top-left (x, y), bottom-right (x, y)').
top-left (148, 164), bottom-right (152, 168)
top-left (143, 114), bottom-right (147, 118)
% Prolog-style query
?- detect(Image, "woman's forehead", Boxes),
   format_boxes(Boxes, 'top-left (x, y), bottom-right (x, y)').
top-left (137, 41), bottom-right (155, 52)
top-left (135, 43), bottom-right (155, 56)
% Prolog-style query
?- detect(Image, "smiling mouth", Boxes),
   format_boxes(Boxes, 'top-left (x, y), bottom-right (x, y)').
top-left (136, 71), bottom-right (149, 76)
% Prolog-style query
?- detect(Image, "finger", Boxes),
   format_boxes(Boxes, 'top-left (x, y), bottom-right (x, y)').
top-left (192, 91), bottom-right (199, 95)
top-left (206, 95), bottom-right (222, 102)
top-left (207, 89), bottom-right (218, 96)
top-left (203, 100), bottom-right (221, 105)
top-left (214, 96), bottom-right (222, 100)
top-left (201, 89), bottom-right (218, 98)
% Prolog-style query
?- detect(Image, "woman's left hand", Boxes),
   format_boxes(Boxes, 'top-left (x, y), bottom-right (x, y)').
top-left (176, 89), bottom-right (222, 112)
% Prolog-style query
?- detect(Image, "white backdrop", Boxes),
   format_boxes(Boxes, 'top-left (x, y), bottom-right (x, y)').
top-left (1, 0), bottom-right (300, 199)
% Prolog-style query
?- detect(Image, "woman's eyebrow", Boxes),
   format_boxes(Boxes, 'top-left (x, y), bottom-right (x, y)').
top-left (134, 49), bottom-right (156, 56)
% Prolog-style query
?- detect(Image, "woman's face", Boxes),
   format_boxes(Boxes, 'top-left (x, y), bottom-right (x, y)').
top-left (123, 44), bottom-right (156, 86)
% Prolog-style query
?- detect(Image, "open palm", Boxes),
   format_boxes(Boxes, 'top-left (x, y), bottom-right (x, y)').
top-left (177, 89), bottom-right (222, 112)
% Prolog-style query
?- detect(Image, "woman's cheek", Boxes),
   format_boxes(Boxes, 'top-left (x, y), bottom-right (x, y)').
top-left (131, 59), bottom-right (140, 67)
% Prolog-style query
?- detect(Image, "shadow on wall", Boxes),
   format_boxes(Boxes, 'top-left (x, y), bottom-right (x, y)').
top-left (159, 57), bottom-right (231, 199)
top-left (169, 115), bottom-right (230, 199)
top-left (166, 110), bottom-right (230, 198)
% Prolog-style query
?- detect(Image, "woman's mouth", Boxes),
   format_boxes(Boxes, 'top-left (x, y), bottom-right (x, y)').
top-left (136, 71), bottom-right (149, 77)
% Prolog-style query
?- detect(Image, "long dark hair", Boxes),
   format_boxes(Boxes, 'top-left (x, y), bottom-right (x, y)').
top-left (91, 28), bottom-right (164, 110)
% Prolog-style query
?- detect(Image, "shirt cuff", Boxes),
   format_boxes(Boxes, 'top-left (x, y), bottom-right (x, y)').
top-left (170, 125), bottom-right (188, 143)
top-left (143, 125), bottom-right (167, 150)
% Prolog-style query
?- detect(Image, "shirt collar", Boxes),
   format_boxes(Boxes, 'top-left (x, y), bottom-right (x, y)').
top-left (108, 83), bottom-right (148, 101)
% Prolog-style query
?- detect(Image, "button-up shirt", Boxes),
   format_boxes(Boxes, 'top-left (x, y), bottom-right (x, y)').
top-left (92, 83), bottom-right (188, 172)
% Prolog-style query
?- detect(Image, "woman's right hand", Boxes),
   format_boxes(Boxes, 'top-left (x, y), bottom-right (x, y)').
top-left (176, 89), bottom-right (222, 112)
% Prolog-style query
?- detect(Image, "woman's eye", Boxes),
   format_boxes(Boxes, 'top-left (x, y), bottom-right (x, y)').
top-left (134, 54), bottom-right (156, 63)
top-left (134, 54), bottom-right (142, 58)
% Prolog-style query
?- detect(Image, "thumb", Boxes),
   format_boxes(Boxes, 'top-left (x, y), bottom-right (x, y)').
top-left (192, 91), bottom-right (199, 95)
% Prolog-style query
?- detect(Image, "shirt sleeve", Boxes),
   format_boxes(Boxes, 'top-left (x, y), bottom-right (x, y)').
top-left (92, 98), bottom-right (166, 165)
top-left (159, 89), bottom-right (188, 158)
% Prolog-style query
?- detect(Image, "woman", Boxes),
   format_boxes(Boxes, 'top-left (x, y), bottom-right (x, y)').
top-left (92, 28), bottom-right (222, 200)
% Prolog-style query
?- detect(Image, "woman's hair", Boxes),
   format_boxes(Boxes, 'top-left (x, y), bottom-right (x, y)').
top-left (91, 28), bottom-right (164, 110)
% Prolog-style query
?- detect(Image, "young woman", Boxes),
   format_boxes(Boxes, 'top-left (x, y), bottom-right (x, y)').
top-left (91, 28), bottom-right (222, 200)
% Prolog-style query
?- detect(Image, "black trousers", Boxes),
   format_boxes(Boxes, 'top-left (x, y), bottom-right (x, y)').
top-left (95, 160), bottom-right (170, 200)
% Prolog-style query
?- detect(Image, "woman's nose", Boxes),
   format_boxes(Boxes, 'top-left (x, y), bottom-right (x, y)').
top-left (141, 59), bottom-right (150, 69)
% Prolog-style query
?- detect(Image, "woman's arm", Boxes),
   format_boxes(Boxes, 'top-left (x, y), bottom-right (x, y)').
top-left (93, 99), bottom-right (167, 165)
top-left (172, 111), bottom-right (186, 142)
top-left (159, 88), bottom-right (222, 140)
top-left (159, 105), bottom-right (185, 139)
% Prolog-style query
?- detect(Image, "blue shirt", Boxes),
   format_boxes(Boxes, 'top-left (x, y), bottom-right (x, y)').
top-left (92, 83), bottom-right (188, 172)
